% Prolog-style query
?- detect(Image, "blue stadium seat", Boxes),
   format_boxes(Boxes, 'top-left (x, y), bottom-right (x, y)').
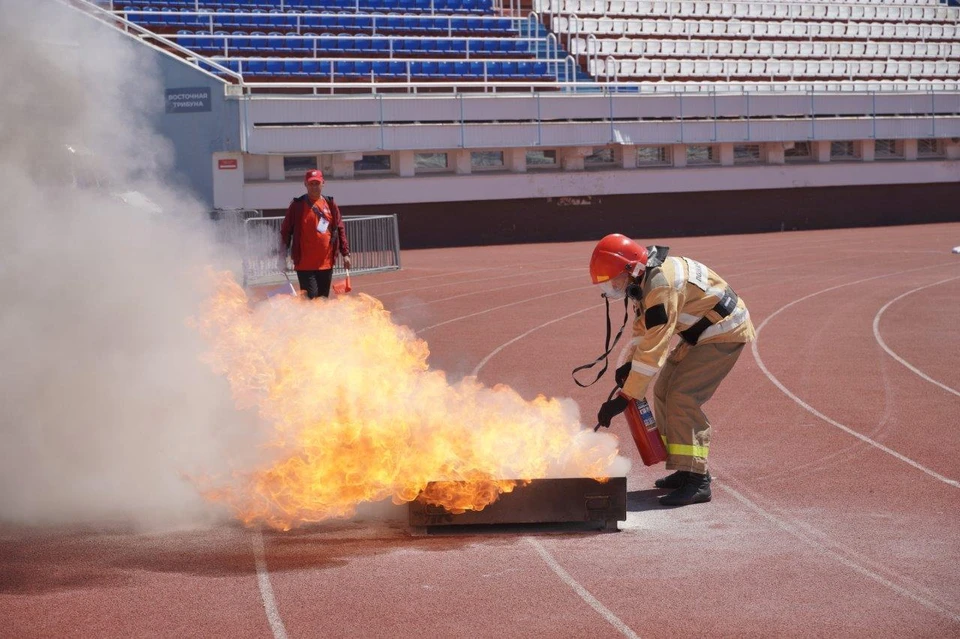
top-left (301, 59), bottom-right (323, 77)
top-left (355, 60), bottom-right (374, 78)
top-left (353, 37), bottom-right (373, 53)
top-left (419, 16), bottom-right (442, 33)
top-left (383, 16), bottom-right (403, 32)
top-left (466, 60), bottom-right (484, 77)
top-left (266, 60), bottom-right (284, 76)
top-left (338, 15), bottom-right (358, 31)
top-left (284, 59), bottom-right (303, 77)
top-left (335, 60), bottom-right (355, 76)
top-left (286, 36), bottom-right (309, 52)
top-left (370, 38), bottom-right (389, 54)
top-left (450, 17), bottom-right (468, 32)
top-left (421, 60), bottom-right (440, 77)
top-left (448, 39), bottom-right (466, 54)
top-left (452, 60), bottom-right (469, 77)
top-left (465, 17), bottom-right (484, 33)
top-left (503, 61), bottom-right (520, 77)
top-left (531, 61), bottom-right (549, 77)
top-left (229, 36), bottom-right (252, 54)
top-left (400, 38), bottom-right (420, 53)
top-left (517, 61), bottom-right (533, 77)
top-left (421, 38), bottom-right (439, 53)
top-left (437, 61), bottom-right (457, 77)
top-left (219, 14), bottom-right (241, 30)
top-left (387, 60), bottom-right (407, 77)
top-left (487, 61), bottom-right (503, 78)
top-left (372, 60), bottom-right (390, 77)
top-left (245, 60), bottom-right (268, 76)
top-left (301, 14), bottom-right (323, 29)
top-left (177, 32), bottom-right (197, 49)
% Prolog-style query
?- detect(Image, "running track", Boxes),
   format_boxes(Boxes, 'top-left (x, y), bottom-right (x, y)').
top-left (2, 223), bottom-right (959, 638)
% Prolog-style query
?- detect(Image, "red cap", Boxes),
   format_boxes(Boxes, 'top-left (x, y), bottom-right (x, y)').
top-left (304, 169), bottom-right (324, 183)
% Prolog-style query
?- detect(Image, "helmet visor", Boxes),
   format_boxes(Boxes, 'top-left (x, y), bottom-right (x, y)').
top-left (598, 272), bottom-right (629, 300)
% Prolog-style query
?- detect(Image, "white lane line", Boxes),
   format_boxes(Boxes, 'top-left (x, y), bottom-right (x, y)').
top-left (416, 249), bottom-right (877, 337)
top-left (251, 529), bottom-right (289, 639)
top-left (872, 275), bottom-right (960, 398)
top-left (471, 304), bottom-right (601, 376)
top-left (716, 480), bottom-right (960, 623)
top-left (394, 272), bottom-right (583, 310)
top-left (751, 263), bottom-right (960, 489)
top-left (416, 285), bottom-right (597, 334)
top-left (526, 538), bottom-right (642, 639)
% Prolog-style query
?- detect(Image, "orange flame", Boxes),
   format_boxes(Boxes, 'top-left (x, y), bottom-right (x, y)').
top-left (192, 272), bottom-right (627, 530)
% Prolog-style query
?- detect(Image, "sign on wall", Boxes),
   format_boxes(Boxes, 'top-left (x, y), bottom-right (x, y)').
top-left (165, 87), bottom-right (211, 113)
top-left (218, 158), bottom-right (238, 170)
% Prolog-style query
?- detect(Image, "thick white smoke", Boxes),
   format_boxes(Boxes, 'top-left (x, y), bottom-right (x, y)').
top-left (0, 0), bottom-right (260, 530)
top-left (0, 1), bottom-right (628, 533)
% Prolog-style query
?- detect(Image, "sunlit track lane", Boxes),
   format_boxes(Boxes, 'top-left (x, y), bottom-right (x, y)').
top-left (440, 224), bottom-right (960, 638)
top-left (0, 526), bottom-right (270, 639)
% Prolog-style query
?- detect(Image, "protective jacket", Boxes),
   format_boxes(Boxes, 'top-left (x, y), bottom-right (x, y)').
top-left (621, 249), bottom-right (755, 401)
top-left (280, 194), bottom-right (349, 270)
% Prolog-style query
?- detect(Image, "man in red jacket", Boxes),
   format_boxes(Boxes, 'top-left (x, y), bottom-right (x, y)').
top-left (279, 170), bottom-right (351, 299)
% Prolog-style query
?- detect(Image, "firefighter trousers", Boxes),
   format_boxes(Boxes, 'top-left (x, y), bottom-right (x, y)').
top-left (653, 341), bottom-right (746, 474)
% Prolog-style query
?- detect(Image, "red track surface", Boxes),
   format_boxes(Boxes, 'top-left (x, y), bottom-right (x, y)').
top-left (3, 223), bottom-right (959, 638)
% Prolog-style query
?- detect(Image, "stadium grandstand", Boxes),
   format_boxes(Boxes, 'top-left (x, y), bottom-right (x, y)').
top-left (76, 0), bottom-right (959, 248)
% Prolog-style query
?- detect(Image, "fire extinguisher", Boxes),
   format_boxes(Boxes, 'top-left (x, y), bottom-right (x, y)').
top-left (624, 396), bottom-right (667, 466)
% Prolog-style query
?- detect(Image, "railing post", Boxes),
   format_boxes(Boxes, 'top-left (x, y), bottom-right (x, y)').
top-left (537, 92), bottom-right (542, 145)
top-left (459, 93), bottom-right (465, 147)
top-left (378, 93), bottom-right (385, 149)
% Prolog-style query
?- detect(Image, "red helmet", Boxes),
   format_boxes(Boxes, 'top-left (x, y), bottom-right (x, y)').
top-left (589, 234), bottom-right (648, 284)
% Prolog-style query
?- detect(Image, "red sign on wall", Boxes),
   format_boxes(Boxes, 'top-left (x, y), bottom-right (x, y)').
top-left (218, 158), bottom-right (238, 170)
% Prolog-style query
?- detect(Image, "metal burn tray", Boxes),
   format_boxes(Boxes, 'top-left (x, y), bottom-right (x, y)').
top-left (408, 477), bottom-right (627, 534)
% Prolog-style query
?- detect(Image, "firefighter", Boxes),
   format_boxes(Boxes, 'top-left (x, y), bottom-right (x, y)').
top-left (591, 234), bottom-right (755, 506)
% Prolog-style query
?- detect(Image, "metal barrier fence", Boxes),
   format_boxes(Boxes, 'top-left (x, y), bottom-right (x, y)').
top-left (211, 208), bottom-right (262, 247)
top-left (242, 214), bottom-right (401, 286)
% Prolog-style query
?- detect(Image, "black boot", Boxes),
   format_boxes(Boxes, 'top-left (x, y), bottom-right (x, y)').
top-left (659, 471), bottom-right (712, 507)
top-left (654, 470), bottom-right (688, 490)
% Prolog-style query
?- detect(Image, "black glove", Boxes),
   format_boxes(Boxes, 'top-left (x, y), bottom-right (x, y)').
top-left (596, 395), bottom-right (629, 428)
top-left (614, 362), bottom-right (632, 388)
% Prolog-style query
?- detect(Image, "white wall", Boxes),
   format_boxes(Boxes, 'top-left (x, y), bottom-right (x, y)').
top-left (234, 155), bottom-right (960, 209)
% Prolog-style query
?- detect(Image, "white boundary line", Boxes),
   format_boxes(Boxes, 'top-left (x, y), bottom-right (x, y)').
top-left (872, 275), bottom-right (960, 399)
top-left (394, 272), bottom-right (583, 310)
top-left (716, 480), bottom-right (960, 623)
top-left (416, 285), bottom-right (597, 334)
top-left (251, 529), bottom-right (289, 639)
top-left (526, 538), bottom-right (642, 639)
top-left (471, 304), bottom-right (601, 376)
top-left (751, 264), bottom-right (960, 489)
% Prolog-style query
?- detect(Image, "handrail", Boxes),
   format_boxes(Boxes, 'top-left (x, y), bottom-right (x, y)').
top-left (70, 0), bottom-right (244, 83)
top-left (604, 55), bottom-right (617, 85)
top-left (231, 78), bottom-right (960, 96)
top-left (546, 32), bottom-right (559, 79)
top-left (79, 0), bottom-right (960, 97)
